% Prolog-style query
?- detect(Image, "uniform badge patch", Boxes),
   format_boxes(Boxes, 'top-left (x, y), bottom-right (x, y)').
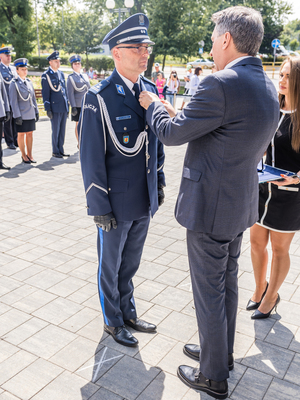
top-left (116, 115), bottom-right (131, 121)
top-left (116, 84), bottom-right (125, 95)
top-left (123, 135), bottom-right (129, 144)
top-left (139, 15), bottom-right (145, 25)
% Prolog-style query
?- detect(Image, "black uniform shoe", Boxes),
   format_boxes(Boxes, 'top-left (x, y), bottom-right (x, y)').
top-left (177, 366), bottom-right (228, 399)
top-left (60, 153), bottom-right (70, 157)
top-left (7, 144), bottom-right (16, 150)
top-left (52, 153), bottom-right (63, 158)
top-left (183, 344), bottom-right (234, 371)
top-left (104, 324), bottom-right (138, 347)
top-left (124, 318), bottom-right (156, 333)
top-left (0, 163), bottom-right (11, 170)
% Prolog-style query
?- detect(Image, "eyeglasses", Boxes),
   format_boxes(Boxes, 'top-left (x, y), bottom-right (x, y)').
top-left (117, 46), bottom-right (153, 55)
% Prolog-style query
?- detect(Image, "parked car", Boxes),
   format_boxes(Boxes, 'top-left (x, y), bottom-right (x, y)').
top-left (188, 59), bottom-right (214, 68)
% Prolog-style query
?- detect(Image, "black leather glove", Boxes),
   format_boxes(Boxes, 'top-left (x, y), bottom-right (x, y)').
top-left (4, 111), bottom-right (10, 122)
top-left (94, 212), bottom-right (117, 232)
top-left (71, 107), bottom-right (78, 116)
top-left (47, 110), bottom-right (53, 119)
top-left (35, 113), bottom-right (39, 122)
top-left (15, 117), bottom-right (23, 125)
top-left (158, 185), bottom-right (165, 207)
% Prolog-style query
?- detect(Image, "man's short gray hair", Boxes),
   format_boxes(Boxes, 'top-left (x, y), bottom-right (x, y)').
top-left (212, 6), bottom-right (264, 56)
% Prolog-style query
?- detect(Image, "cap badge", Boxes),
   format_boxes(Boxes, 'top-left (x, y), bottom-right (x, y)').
top-left (139, 15), bottom-right (145, 25)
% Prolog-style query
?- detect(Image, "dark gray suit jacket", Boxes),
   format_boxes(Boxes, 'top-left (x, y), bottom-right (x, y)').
top-left (147, 57), bottom-right (279, 235)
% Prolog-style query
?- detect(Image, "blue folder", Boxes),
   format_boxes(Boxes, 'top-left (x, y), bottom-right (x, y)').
top-left (258, 163), bottom-right (296, 183)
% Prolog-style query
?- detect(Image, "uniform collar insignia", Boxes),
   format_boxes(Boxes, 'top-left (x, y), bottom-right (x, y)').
top-left (116, 84), bottom-right (125, 96)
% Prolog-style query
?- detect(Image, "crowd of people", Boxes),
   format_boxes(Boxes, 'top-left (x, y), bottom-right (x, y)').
top-left (1, 6), bottom-right (300, 399)
top-left (0, 48), bottom-right (92, 169)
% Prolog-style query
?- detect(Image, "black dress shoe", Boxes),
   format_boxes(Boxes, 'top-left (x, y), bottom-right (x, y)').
top-left (104, 324), bottom-right (138, 347)
top-left (7, 144), bottom-right (16, 150)
top-left (60, 153), bottom-right (70, 157)
top-left (251, 293), bottom-right (280, 320)
top-left (28, 157), bottom-right (37, 163)
top-left (52, 153), bottom-right (63, 158)
top-left (177, 366), bottom-right (228, 399)
top-left (183, 344), bottom-right (234, 371)
top-left (124, 318), bottom-right (156, 333)
top-left (0, 163), bottom-right (11, 170)
top-left (246, 282), bottom-right (269, 311)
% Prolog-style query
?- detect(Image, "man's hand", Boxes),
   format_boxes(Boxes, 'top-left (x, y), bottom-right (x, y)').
top-left (158, 185), bottom-right (165, 206)
top-left (71, 107), bottom-right (78, 116)
top-left (15, 117), bottom-right (22, 125)
top-left (47, 110), bottom-right (53, 119)
top-left (94, 212), bottom-right (117, 232)
top-left (4, 111), bottom-right (10, 123)
top-left (139, 91), bottom-right (160, 110)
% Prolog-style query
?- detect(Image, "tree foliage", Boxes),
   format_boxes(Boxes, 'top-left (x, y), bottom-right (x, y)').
top-left (0, 0), bottom-right (35, 57)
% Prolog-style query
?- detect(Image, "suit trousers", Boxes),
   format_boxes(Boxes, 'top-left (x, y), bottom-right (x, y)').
top-left (51, 112), bottom-right (67, 155)
top-left (97, 214), bottom-right (150, 327)
top-left (4, 108), bottom-right (18, 147)
top-left (186, 230), bottom-right (243, 382)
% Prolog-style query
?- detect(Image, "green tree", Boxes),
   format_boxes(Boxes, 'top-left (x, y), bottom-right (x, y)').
top-left (0, 0), bottom-right (35, 57)
top-left (290, 38), bottom-right (299, 51)
top-left (38, 7), bottom-right (65, 50)
top-left (280, 19), bottom-right (300, 48)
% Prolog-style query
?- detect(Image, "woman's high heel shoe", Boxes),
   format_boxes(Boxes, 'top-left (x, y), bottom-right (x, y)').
top-left (251, 294), bottom-right (280, 320)
top-left (246, 282), bottom-right (269, 311)
top-left (21, 156), bottom-right (31, 164)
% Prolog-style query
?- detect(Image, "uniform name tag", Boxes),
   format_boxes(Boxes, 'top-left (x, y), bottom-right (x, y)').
top-left (116, 115), bottom-right (131, 121)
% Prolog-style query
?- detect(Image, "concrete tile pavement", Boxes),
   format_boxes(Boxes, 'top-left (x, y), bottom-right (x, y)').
top-left (0, 118), bottom-right (300, 399)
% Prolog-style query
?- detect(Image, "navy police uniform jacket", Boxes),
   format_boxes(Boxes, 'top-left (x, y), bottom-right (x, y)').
top-left (0, 63), bottom-right (16, 101)
top-left (41, 67), bottom-right (68, 113)
top-left (0, 75), bottom-right (9, 118)
top-left (79, 69), bottom-right (165, 222)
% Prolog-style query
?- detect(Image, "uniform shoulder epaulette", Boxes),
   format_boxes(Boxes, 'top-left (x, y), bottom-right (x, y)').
top-left (89, 79), bottom-right (110, 95)
top-left (141, 75), bottom-right (155, 86)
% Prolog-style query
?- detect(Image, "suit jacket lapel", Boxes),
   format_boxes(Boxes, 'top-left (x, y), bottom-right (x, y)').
top-left (110, 70), bottom-right (144, 119)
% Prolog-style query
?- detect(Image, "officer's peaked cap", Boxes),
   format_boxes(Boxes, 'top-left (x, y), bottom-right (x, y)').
top-left (102, 13), bottom-right (154, 50)
top-left (69, 54), bottom-right (82, 64)
top-left (0, 46), bottom-right (12, 55)
top-left (47, 51), bottom-right (60, 61)
top-left (14, 58), bottom-right (28, 67)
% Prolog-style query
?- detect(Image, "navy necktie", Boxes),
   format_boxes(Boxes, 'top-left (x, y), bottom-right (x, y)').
top-left (133, 82), bottom-right (140, 102)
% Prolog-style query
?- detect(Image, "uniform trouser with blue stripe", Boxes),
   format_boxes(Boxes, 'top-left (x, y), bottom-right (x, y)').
top-left (187, 230), bottom-right (243, 382)
top-left (51, 112), bottom-right (67, 154)
top-left (97, 214), bottom-right (150, 327)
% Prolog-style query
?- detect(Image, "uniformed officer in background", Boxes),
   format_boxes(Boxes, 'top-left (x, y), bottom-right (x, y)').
top-left (79, 13), bottom-right (166, 347)
top-left (9, 58), bottom-right (39, 164)
top-left (0, 46), bottom-right (18, 150)
top-left (67, 55), bottom-right (90, 145)
top-left (41, 51), bottom-right (69, 158)
top-left (0, 73), bottom-right (11, 170)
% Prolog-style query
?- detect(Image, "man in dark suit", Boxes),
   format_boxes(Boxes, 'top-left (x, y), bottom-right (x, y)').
top-left (140, 6), bottom-right (279, 399)
top-left (41, 51), bottom-right (69, 158)
top-left (79, 14), bottom-right (165, 348)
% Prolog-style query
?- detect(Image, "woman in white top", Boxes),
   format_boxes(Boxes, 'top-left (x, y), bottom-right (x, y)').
top-left (188, 67), bottom-right (202, 96)
top-left (165, 70), bottom-right (179, 106)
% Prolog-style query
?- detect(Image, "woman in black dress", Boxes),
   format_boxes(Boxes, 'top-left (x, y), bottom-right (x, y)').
top-left (247, 56), bottom-right (300, 319)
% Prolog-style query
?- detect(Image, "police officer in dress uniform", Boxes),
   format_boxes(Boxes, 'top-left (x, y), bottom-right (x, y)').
top-left (67, 55), bottom-right (90, 144)
top-left (79, 13), bottom-right (166, 347)
top-left (41, 51), bottom-right (69, 158)
top-left (0, 73), bottom-right (11, 169)
top-left (0, 46), bottom-right (18, 149)
top-left (9, 58), bottom-right (39, 164)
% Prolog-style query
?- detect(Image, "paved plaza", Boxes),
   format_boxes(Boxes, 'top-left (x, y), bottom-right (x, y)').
top-left (1, 114), bottom-right (300, 400)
